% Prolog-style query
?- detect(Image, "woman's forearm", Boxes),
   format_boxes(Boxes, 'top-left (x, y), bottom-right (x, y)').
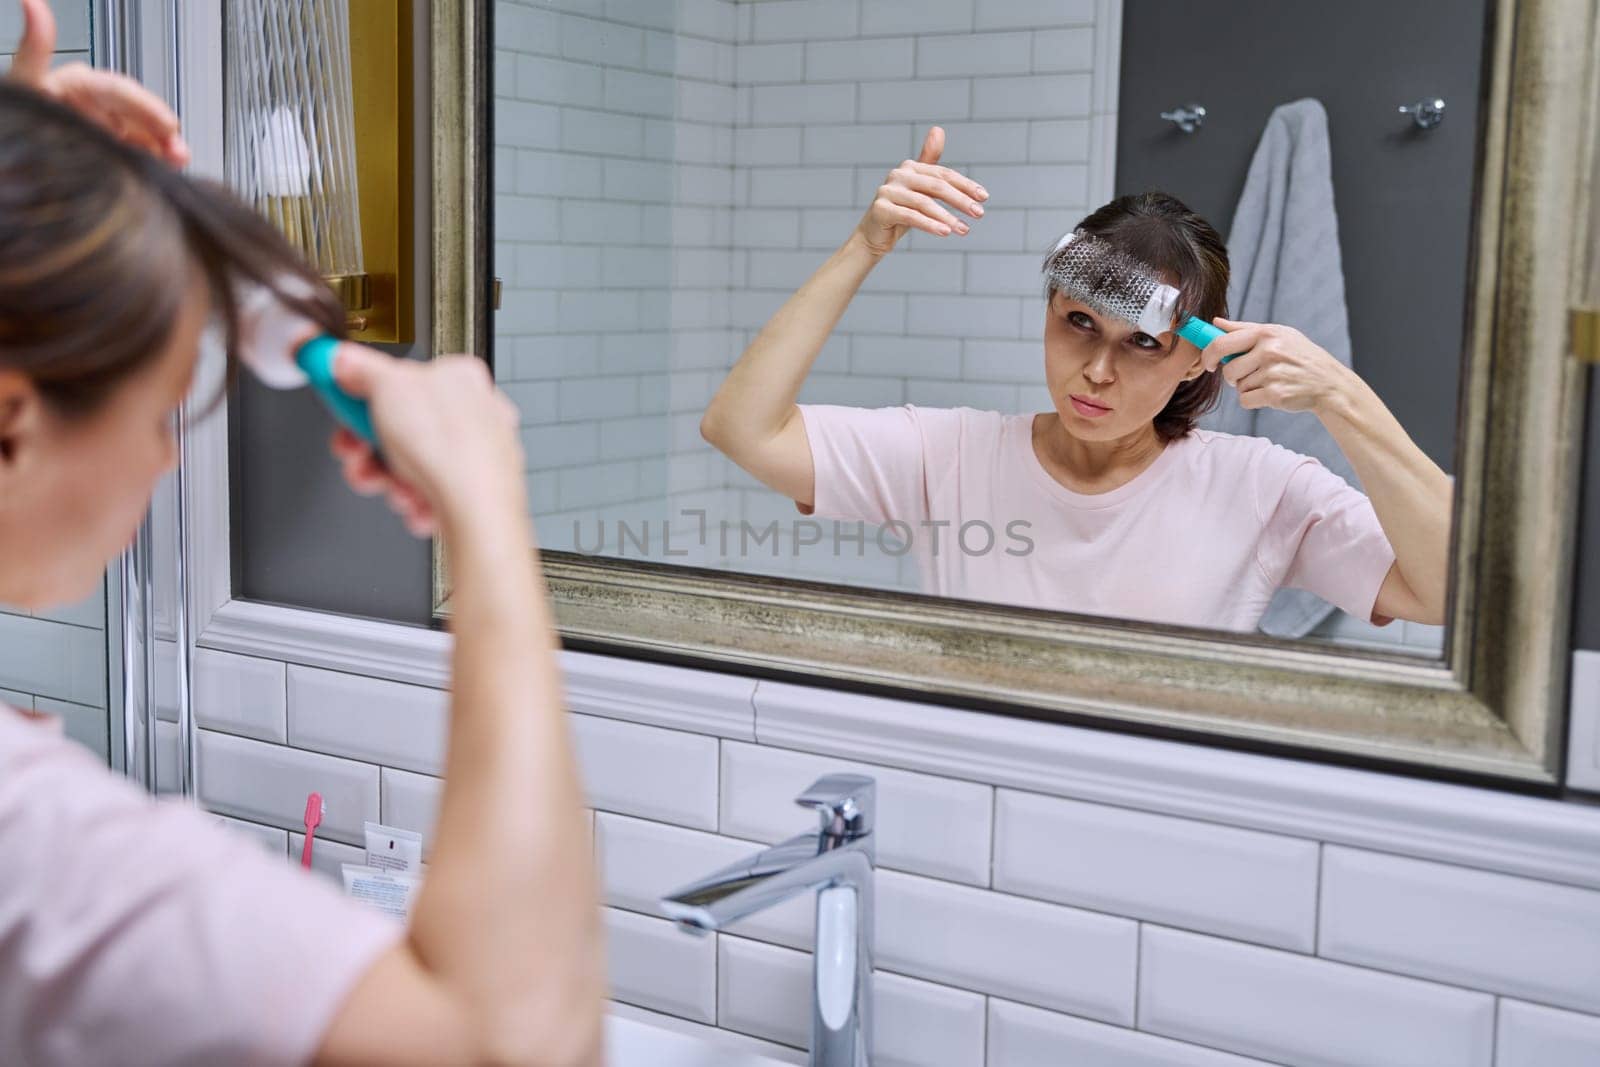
top-left (1317, 367), bottom-right (1454, 621)
top-left (702, 232), bottom-right (881, 449)
top-left (408, 499), bottom-right (604, 1064)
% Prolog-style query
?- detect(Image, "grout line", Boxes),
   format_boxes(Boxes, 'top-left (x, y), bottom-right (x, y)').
top-left (987, 785), bottom-right (999, 888)
top-left (1132, 921), bottom-right (1143, 1029)
top-left (1313, 843), bottom-right (1325, 955)
top-left (979, 994), bottom-right (991, 1064)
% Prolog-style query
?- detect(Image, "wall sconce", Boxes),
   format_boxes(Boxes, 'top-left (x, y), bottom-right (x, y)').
top-left (223, 0), bottom-right (413, 344)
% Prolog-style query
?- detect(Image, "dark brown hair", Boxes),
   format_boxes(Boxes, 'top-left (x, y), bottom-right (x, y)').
top-left (0, 80), bottom-right (346, 418)
top-left (1041, 191), bottom-right (1230, 442)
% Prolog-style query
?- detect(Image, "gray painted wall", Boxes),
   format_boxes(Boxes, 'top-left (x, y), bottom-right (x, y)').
top-left (233, 367), bottom-right (434, 624)
top-left (1114, 0), bottom-right (1491, 475)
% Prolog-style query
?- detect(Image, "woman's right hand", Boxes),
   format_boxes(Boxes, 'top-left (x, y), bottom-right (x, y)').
top-left (329, 345), bottom-right (525, 538)
top-left (853, 125), bottom-right (989, 259)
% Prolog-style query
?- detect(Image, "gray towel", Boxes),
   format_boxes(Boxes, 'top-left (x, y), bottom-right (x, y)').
top-left (1200, 97), bottom-right (1361, 639)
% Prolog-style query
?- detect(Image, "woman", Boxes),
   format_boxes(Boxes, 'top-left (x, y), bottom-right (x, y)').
top-left (0, 2), bottom-right (603, 1064)
top-left (702, 126), bottom-right (1451, 634)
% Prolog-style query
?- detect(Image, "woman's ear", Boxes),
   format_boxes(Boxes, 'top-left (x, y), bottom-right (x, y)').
top-left (0, 371), bottom-right (42, 470)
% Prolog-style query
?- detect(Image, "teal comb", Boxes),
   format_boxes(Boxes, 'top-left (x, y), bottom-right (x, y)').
top-left (294, 335), bottom-right (378, 447)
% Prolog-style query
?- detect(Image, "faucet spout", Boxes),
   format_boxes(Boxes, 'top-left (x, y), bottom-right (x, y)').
top-left (660, 774), bottom-right (876, 1066)
top-left (660, 832), bottom-right (869, 931)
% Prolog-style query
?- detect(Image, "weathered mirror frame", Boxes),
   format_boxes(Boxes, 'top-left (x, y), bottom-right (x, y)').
top-left (433, 0), bottom-right (1597, 785)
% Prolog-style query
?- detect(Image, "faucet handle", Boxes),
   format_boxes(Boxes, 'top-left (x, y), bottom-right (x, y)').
top-left (795, 774), bottom-right (875, 838)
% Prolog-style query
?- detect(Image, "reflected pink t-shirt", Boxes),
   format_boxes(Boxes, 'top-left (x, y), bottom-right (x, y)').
top-left (795, 404), bottom-right (1396, 633)
top-left (0, 706), bottom-right (401, 1066)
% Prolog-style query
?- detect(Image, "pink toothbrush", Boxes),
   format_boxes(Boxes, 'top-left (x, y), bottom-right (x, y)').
top-left (300, 792), bottom-right (325, 870)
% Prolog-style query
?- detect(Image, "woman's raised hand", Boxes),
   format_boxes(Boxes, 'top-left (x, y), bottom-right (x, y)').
top-left (1199, 317), bottom-right (1360, 416)
top-left (329, 346), bottom-right (525, 539)
top-left (854, 125), bottom-right (988, 259)
top-left (7, 0), bottom-right (190, 167)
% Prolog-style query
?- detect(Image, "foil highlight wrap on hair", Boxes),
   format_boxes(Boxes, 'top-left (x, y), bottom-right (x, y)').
top-left (1044, 229), bottom-right (1181, 337)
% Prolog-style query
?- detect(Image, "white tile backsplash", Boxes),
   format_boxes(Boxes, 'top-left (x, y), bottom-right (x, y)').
top-left (596, 812), bottom-right (752, 917)
top-left (716, 935), bottom-right (987, 1067)
top-left (0, 611), bottom-right (106, 708)
top-left (574, 713), bottom-right (720, 829)
top-left (34, 696), bottom-right (110, 762)
top-left (877, 869), bottom-right (1137, 1023)
top-left (216, 815), bottom-right (290, 857)
top-left (190, 628), bottom-right (1600, 1066)
top-left (1496, 998), bottom-right (1600, 1067)
top-left (1319, 845), bottom-right (1600, 1013)
top-left (379, 767), bottom-right (441, 854)
top-left (987, 997), bottom-right (1276, 1067)
top-left (286, 664), bottom-right (448, 776)
top-left (606, 907), bottom-right (718, 1023)
top-left (1139, 926), bottom-right (1495, 1067)
top-left (289, 829), bottom-right (365, 884)
top-left (719, 741), bottom-right (993, 885)
top-left (994, 789), bottom-right (1320, 951)
top-left (193, 648), bottom-right (286, 743)
top-left (198, 729), bottom-right (380, 846)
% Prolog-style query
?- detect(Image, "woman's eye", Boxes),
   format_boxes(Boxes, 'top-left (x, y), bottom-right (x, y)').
top-left (1129, 332), bottom-right (1162, 351)
top-left (1067, 311), bottom-right (1095, 330)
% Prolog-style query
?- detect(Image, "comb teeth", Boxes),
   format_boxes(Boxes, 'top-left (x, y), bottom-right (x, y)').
top-left (1043, 230), bottom-right (1179, 336)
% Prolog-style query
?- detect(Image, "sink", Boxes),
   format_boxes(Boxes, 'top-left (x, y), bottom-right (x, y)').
top-left (605, 1011), bottom-right (799, 1067)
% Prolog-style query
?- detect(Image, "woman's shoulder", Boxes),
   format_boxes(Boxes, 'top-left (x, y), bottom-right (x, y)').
top-left (1182, 427), bottom-right (1320, 471)
top-left (1180, 429), bottom-right (1356, 505)
top-left (903, 404), bottom-right (1027, 434)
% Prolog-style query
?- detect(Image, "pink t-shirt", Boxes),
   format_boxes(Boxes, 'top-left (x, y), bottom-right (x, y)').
top-left (795, 404), bottom-right (1396, 633)
top-left (0, 706), bottom-right (401, 1066)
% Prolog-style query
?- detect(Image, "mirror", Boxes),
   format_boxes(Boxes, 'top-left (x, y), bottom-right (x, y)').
top-left (460, 0), bottom-right (1588, 781)
top-left (486, 0), bottom-right (1479, 657)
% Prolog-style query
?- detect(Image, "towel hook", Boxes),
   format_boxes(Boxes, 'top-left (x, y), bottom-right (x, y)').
top-left (1159, 104), bottom-right (1206, 134)
top-left (1398, 98), bottom-right (1446, 130)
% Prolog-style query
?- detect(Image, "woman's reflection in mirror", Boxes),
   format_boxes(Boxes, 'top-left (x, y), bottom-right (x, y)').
top-left (700, 126), bottom-right (1452, 635)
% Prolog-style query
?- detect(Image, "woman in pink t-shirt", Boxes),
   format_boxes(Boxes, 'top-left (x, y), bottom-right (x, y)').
top-left (702, 126), bottom-right (1451, 634)
top-left (0, 4), bottom-right (603, 1064)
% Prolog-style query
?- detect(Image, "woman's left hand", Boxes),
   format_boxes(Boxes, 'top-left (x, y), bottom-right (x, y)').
top-left (1199, 316), bottom-right (1355, 416)
top-left (6, 0), bottom-right (190, 167)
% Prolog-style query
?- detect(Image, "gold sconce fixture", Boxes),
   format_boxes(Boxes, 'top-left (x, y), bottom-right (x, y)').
top-left (224, 0), bottom-right (413, 344)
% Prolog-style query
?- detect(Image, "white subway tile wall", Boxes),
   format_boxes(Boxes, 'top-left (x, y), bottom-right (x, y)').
top-left (491, 0), bottom-right (1104, 597)
top-left (0, 580), bottom-right (110, 762)
top-left (189, 641), bottom-right (1600, 1063)
top-left (1495, 999), bottom-right (1600, 1067)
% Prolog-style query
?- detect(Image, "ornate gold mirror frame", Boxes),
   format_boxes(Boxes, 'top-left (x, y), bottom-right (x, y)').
top-left (431, 0), bottom-right (1597, 785)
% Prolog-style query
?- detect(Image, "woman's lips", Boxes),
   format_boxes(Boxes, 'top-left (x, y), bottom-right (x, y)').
top-left (1069, 393), bottom-right (1112, 418)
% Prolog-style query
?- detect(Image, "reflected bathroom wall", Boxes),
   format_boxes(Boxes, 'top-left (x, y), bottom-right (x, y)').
top-left (494, 0), bottom-right (739, 571)
top-left (493, 0), bottom-right (1113, 593)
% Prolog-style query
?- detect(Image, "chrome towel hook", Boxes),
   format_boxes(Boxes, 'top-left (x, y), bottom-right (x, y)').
top-left (1159, 104), bottom-right (1206, 134)
top-left (1398, 98), bottom-right (1446, 130)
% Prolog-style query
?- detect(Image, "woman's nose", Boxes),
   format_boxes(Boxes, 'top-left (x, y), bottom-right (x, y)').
top-left (1084, 346), bottom-right (1117, 384)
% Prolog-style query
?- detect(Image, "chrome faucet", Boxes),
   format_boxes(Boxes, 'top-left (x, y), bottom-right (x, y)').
top-left (661, 774), bottom-right (876, 1067)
